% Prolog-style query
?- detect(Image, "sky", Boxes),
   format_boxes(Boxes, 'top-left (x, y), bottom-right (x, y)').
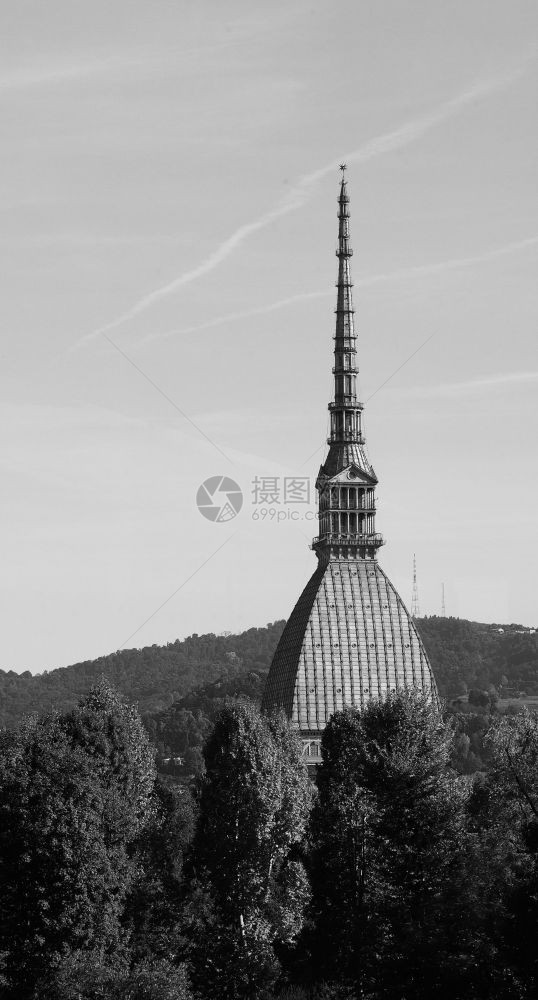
top-left (1, 0), bottom-right (537, 673)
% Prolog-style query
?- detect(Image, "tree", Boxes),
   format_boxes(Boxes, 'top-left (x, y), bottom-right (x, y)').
top-left (308, 691), bottom-right (471, 998)
top-left (185, 701), bottom-right (312, 1000)
top-left (0, 681), bottom-right (156, 999)
top-left (468, 688), bottom-right (490, 709)
top-left (120, 959), bottom-right (193, 1000)
top-left (126, 777), bottom-right (197, 963)
top-left (62, 679), bottom-right (156, 847)
top-left (0, 715), bottom-right (121, 996)
top-left (34, 953), bottom-right (193, 1000)
top-left (475, 711), bottom-right (538, 994)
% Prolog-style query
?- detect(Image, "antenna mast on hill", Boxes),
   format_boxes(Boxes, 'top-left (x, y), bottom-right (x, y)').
top-left (441, 583), bottom-right (446, 617)
top-left (411, 554), bottom-right (421, 618)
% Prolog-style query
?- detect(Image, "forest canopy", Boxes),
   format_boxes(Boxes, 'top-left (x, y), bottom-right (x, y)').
top-left (3, 683), bottom-right (538, 998)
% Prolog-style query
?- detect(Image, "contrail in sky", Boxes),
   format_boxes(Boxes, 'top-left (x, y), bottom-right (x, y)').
top-left (138, 291), bottom-right (331, 345)
top-left (72, 65), bottom-right (526, 353)
top-left (413, 371), bottom-right (538, 397)
top-left (138, 234), bottom-right (538, 347)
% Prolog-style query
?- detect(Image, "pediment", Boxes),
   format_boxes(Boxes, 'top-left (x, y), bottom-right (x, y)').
top-left (318, 463), bottom-right (377, 488)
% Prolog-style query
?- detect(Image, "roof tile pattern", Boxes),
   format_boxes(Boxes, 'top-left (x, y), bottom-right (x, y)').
top-left (262, 559), bottom-right (437, 732)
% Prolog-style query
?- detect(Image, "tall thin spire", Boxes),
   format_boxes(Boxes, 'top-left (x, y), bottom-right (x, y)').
top-left (312, 168), bottom-right (384, 562)
top-left (411, 554), bottom-right (421, 618)
top-left (331, 163), bottom-right (360, 424)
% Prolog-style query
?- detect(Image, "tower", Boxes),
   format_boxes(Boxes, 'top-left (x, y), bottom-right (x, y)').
top-left (411, 554), bottom-right (421, 618)
top-left (262, 168), bottom-right (438, 762)
top-left (441, 583), bottom-right (446, 617)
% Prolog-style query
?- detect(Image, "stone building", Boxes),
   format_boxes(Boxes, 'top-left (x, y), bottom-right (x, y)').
top-left (262, 167), bottom-right (438, 762)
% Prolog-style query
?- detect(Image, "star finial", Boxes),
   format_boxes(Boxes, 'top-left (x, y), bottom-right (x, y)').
top-left (339, 163), bottom-right (347, 173)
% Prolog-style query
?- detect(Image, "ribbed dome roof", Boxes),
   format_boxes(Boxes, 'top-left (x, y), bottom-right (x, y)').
top-left (262, 560), bottom-right (438, 753)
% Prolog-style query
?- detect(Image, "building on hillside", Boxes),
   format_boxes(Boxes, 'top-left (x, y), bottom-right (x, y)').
top-left (262, 167), bottom-right (438, 763)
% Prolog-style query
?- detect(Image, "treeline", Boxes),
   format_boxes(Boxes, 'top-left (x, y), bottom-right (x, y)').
top-left (418, 616), bottom-right (538, 698)
top-left (2, 683), bottom-right (538, 998)
top-left (143, 674), bottom-right (522, 780)
top-left (143, 670), bottom-right (268, 774)
top-left (3, 617), bottom-right (536, 778)
top-left (142, 620), bottom-right (538, 777)
top-left (0, 624), bottom-right (284, 728)
top-left (2, 619), bottom-right (537, 735)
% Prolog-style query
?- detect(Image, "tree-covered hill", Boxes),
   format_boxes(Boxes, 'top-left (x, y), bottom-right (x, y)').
top-left (0, 623), bottom-right (285, 729)
top-left (143, 670), bottom-right (270, 773)
top-left (419, 616), bottom-right (538, 699)
top-left (1, 615), bottom-right (536, 732)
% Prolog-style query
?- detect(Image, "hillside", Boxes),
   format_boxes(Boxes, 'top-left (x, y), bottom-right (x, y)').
top-left (0, 623), bottom-right (285, 729)
top-left (419, 616), bottom-right (538, 698)
top-left (1, 616), bottom-right (536, 733)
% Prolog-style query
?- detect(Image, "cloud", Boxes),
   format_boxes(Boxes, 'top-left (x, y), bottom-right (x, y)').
top-left (138, 234), bottom-right (538, 347)
top-left (0, 42), bottom-right (232, 94)
top-left (413, 371), bottom-right (538, 397)
top-left (138, 291), bottom-right (331, 346)
top-left (0, 56), bottom-right (142, 93)
top-left (367, 235), bottom-right (538, 284)
top-left (71, 64), bottom-right (527, 353)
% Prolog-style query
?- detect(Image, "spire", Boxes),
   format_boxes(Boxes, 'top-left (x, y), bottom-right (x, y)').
top-left (312, 168), bottom-right (384, 562)
top-left (411, 554), bottom-right (421, 618)
top-left (334, 164), bottom-right (356, 360)
top-left (329, 165), bottom-right (363, 440)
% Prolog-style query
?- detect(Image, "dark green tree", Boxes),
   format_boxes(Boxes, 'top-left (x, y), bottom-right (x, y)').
top-left (185, 701), bottom-right (312, 1000)
top-left (126, 777), bottom-right (197, 963)
top-left (33, 952), bottom-right (193, 1000)
top-left (0, 681), bottom-right (156, 999)
top-left (62, 679), bottom-right (156, 847)
top-left (308, 691), bottom-right (471, 998)
top-left (0, 716), bottom-right (120, 996)
top-left (474, 710), bottom-right (538, 995)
